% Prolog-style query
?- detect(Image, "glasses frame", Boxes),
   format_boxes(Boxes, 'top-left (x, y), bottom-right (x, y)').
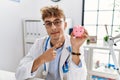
top-left (43, 19), bottom-right (64, 28)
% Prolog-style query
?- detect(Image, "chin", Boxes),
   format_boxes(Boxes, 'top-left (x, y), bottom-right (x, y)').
top-left (53, 36), bottom-right (60, 40)
top-left (51, 35), bottom-right (60, 41)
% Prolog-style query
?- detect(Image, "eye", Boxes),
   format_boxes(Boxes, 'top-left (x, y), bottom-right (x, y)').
top-left (55, 21), bottom-right (60, 24)
top-left (54, 20), bottom-right (62, 25)
top-left (46, 22), bottom-right (51, 25)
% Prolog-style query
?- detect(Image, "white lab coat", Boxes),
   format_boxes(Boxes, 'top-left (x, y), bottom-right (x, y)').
top-left (15, 34), bottom-right (87, 80)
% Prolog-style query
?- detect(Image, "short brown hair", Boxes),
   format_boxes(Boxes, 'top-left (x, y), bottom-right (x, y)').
top-left (40, 5), bottom-right (65, 21)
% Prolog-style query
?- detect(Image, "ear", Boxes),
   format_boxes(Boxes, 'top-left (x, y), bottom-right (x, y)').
top-left (64, 22), bottom-right (67, 30)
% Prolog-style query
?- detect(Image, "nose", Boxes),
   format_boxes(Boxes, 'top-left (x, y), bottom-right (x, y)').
top-left (51, 23), bottom-right (56, 30)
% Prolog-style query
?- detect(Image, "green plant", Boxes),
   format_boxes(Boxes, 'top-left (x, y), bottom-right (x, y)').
top-left (87, 39), bottom-right (90, 44)
top-left (104, 35), bottom-right (109, 42)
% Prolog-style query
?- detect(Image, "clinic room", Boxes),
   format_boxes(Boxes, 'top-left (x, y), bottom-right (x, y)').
top-left (0, 0), bottom-right (120, 80)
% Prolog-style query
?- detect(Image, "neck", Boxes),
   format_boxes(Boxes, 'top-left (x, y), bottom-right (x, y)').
top-left (50, 36), bottom-right (65, 47)
top-left (50, 41), bottom-right (65, 49)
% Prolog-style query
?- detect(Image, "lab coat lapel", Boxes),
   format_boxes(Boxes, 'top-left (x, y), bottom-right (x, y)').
top-left (59, 35), bottom-right (71, 79)
top-left (59, 47), bottom-right (70, 79)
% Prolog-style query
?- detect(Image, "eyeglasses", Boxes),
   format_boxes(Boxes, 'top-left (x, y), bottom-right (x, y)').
top-left (43, 20), bottom-right (63, 28)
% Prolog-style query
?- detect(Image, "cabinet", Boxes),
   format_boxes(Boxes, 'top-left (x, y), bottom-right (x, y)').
top-left (23, 19), bottom-right (48, 55)
top-left (84, 45), bottom-right (120, 80)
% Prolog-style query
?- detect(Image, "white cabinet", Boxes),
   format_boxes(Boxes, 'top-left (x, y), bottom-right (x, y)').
top-left (84, 45), bottom-right (120, 80)
top-left (22, 19), bottom-right (48, 55)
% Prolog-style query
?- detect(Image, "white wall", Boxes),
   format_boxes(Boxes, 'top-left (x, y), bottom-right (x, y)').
top-left (0, 0), bottom-right (83, 72)
top-left (0, 0), bottom-right (37, 72)
top-left (34, 0), bottom-right (83, 25)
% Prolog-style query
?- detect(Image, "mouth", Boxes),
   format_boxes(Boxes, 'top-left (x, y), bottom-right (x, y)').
top-left (51, 31), bottom-right (60, 35)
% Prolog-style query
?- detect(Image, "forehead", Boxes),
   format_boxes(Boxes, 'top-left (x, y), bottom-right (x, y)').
top-left (44, 17), bottom-right (63, 22)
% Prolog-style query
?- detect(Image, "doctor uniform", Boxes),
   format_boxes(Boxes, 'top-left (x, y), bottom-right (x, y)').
top-left (15, 34), bottom-right (87, 80)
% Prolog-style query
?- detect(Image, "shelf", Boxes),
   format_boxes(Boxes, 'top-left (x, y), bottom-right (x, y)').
top-left (91, 66), bottom-right (118, 79)
top-left (89, 70), bottom-right (118, 79)
top-left (84, 44), bottom-right (120, 51)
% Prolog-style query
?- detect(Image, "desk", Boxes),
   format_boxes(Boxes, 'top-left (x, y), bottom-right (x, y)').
top-left (0, 70), bottom-right (16, 80)
top-left (84, 44), bottom-right (120, 80)
top-left (0, 70), bottom-right (44, 80)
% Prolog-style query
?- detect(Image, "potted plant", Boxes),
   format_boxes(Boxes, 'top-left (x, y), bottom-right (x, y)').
top-left (104, 35), bottom-right (109, 42)
top-left (103, 35), bottom-right (109, 46)
top-left (87, 38), bottom-right (90, 45)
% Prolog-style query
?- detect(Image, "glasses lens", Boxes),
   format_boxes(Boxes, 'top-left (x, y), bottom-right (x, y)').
top-left (45, 22), bottom-right (52, 27)
top-left (53, 20), bottom-right (62, 26)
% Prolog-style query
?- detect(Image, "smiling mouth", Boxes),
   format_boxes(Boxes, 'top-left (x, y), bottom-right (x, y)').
top-left (51, 32), bottom-right (59, 35)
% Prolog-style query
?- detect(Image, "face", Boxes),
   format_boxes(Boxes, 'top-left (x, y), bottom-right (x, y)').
top-left (44, 17), bottom-right (67, 42)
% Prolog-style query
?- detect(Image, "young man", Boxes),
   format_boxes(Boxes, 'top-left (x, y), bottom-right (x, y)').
top-left (15, 5), bottom-right (88, 80)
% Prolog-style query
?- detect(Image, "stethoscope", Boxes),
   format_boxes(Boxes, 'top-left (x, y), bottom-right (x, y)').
top-left (43, 37), bottom-right (72, 75)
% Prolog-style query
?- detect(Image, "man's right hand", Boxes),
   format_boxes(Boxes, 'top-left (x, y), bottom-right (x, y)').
top-left (41, 47), bottom-right (57, 63)
top-left (42, 39), bottom-right (63, 62)
top-left (31, 40), bottom-right (62, 72)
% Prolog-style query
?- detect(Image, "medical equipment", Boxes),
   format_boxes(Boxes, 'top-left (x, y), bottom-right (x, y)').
top-left (105, 25), bottom-right (120, 80)
top-left (107, 36), bottom-right (120, 80)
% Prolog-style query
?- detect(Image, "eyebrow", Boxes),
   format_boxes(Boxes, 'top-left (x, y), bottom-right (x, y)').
top-left (44, 18), bottom-right (62, 23)
top-left (44, 21), bottom-right (51, 23)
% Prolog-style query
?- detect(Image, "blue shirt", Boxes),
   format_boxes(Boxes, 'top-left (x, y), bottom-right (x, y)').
top-left (46, 42), bottom-right (63, 80)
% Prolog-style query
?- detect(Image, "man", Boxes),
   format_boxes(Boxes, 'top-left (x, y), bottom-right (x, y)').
top-left (15, 5), bottom-right (88, 80)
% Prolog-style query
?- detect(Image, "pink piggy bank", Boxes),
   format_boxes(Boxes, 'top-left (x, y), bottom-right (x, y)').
top-left (73, 25), bottom-right (84, 38)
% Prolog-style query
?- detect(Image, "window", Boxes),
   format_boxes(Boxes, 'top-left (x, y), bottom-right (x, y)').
top-left (82, 0), bottom-right (120, 44)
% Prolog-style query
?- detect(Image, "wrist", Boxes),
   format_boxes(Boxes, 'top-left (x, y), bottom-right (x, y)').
top-left (72, 48), bottom-right (80, 53)
top-left (72, 52), bottom-right (81, 56)
top-left (39, 54), bottom-right (46, 64)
